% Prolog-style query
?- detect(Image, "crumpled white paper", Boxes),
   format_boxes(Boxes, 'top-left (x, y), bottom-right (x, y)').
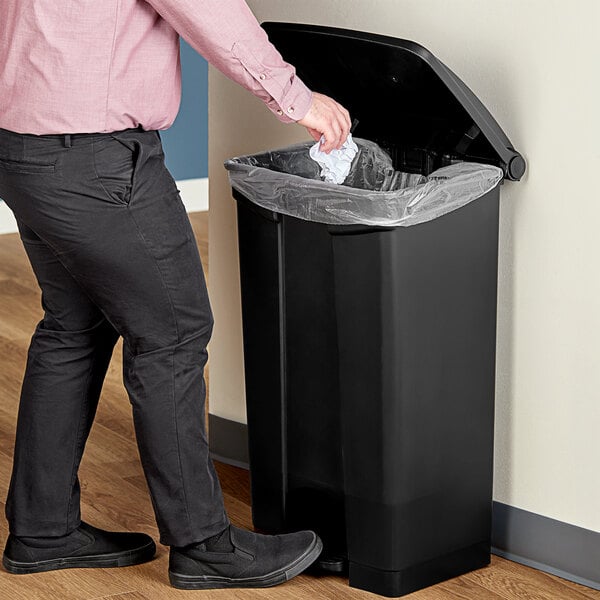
top-left (309, 133), bottom-right (359, 184)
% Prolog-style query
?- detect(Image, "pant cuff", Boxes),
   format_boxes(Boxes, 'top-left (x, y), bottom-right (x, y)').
top-left (160, 513), bottom-right (231, 548)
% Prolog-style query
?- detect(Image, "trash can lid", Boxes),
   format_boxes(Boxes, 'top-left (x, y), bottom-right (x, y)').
top-left (262, 22), bottom-right (525, 181)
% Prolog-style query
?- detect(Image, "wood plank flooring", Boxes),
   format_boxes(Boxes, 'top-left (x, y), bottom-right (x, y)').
top-left (0, 211), bottom-right (597, 599)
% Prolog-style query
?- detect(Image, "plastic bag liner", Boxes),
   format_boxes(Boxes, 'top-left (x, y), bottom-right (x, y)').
top-left (224, 137), bottom-right (503, 227)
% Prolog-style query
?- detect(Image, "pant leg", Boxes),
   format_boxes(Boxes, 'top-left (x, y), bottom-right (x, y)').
top-left (5, 217), bottom-right (119, 536)
top-left (0, 127), bottom-right (229, 546)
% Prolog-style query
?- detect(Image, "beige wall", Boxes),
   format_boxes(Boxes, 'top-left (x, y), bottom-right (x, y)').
top-left (208, 0), bottom-right (600, 533)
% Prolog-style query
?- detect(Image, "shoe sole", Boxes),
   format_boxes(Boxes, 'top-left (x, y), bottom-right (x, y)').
top-left (2, 540), bottom-right (156, 574)
top-left (169, 533), bottom-right (323, 590)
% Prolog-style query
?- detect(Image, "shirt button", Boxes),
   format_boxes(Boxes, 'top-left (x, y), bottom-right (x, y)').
top-left (287, 107), bottom-right (295, 114)
top-left (276, 109), bottom-right (283, 115)
top-left (259, 73), bottom-right (266, 80)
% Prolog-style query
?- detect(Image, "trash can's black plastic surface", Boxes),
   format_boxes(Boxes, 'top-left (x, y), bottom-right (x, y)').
top-left (236, 188), bottom-right (499, 595)
top-left (236, 194), bottom-right (348, 564)
top-left (232, 23), bottom-right (523, 598)
top-left (329, 192), bottom-right (499, 595)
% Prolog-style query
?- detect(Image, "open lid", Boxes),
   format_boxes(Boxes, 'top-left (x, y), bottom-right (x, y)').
top-left (263, 22), bottom-right (525, 181)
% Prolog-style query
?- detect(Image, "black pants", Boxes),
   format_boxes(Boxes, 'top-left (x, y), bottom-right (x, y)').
top-left (0, 125), bottom-right (229, 547)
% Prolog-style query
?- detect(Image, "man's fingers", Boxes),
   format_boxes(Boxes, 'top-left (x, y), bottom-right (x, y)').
top-left (320, 110), bottom-right (351, 152)
top-left (307, 127), bottom-right (322, 142)
top-left (320, 111), bottom-right (350, 153)
top-left (342, 107), bottom-right (352, 136)
top-left (337, 105), bottom-right (351, 133)
top-left (321, 121), bottom-right (342, 153)
top-left (298, 92), bottom-right (353, 152)
top-left (320, 126), bottom-right (336, 153)
top-left (337, 111), bottom-right (350, 145)
top-left (338, 106), bottom-right (351, 139)
top-left (328, 105), bottom-right (351, 149)
top-left (333, 112), bottom-right (349, 149)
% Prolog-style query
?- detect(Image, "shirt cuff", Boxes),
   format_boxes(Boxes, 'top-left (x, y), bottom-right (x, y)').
top-left (231, 39), bottom-right (313, 124)
top-left (268, 76), bottom-right (313, 123)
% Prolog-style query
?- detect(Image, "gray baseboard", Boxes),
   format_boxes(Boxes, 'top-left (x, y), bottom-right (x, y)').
top-left (492, 501), bottom-right (600, 590)
top-left (209, 414), bottom-right (600, 591)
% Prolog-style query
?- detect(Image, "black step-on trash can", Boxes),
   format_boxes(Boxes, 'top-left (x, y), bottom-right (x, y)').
top-left (224, 23), bottom-right (525, 598)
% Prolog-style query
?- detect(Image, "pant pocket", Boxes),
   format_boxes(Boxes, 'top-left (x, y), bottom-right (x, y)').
top-left (91, 136), bottom-right (137, 205)
top-left (0, 153), bottom-right (57, 176)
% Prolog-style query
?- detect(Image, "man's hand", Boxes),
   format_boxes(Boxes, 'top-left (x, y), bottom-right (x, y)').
top-left (298, 92), bottom-right (352, 154)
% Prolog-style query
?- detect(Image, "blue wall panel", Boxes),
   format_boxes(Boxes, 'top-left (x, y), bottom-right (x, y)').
top-left (159, 37), bottom-right (208, 181)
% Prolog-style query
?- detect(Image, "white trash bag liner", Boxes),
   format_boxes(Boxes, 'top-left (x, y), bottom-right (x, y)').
top-left (224, 137), bottom-right (503, 227)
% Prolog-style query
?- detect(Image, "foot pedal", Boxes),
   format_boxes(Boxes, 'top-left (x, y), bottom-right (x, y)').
top-left (315, 553), bottom-right (347, 573)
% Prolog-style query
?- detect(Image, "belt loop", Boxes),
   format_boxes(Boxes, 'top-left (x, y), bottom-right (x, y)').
top-left (64, 134), bottom-right (72, 148)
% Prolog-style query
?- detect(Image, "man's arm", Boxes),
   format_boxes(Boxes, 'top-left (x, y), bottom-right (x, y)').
top-left (144, 0), bottom-right (351, 151)
top-left (144, 0), bottom-right (312, 123)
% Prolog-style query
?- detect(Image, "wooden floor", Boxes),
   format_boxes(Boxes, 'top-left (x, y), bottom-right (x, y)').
top-left (0, 211), bottom-right (597, 600)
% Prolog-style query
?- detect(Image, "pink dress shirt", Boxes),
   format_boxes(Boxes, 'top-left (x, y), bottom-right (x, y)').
top-left (0, 0), bottom-right (313, 135)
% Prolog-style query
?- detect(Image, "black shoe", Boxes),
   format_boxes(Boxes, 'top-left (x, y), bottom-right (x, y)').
top-left (168, 525), bottom-right (322, 590)
top-left (2, 521), bottom-right (156, 574)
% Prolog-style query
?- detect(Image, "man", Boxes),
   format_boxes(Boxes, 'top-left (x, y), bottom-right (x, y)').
top-left (0, 0), bottom-right (351, 590)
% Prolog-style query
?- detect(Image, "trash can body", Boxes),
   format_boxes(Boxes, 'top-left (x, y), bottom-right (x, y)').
top-left (330, 188), bottom-right (499, 596)
top-left (229, 22), bottom-right (524, 597)
top-left (236, 185), bottom-right (499, 596)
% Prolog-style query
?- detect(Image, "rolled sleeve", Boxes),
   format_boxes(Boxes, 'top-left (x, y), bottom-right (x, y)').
top-left (144, 0), bottom-right (313, 122)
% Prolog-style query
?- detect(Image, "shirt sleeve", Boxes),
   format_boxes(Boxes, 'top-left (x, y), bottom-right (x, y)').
top-left (143, 0), bottom-right (313, 123)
